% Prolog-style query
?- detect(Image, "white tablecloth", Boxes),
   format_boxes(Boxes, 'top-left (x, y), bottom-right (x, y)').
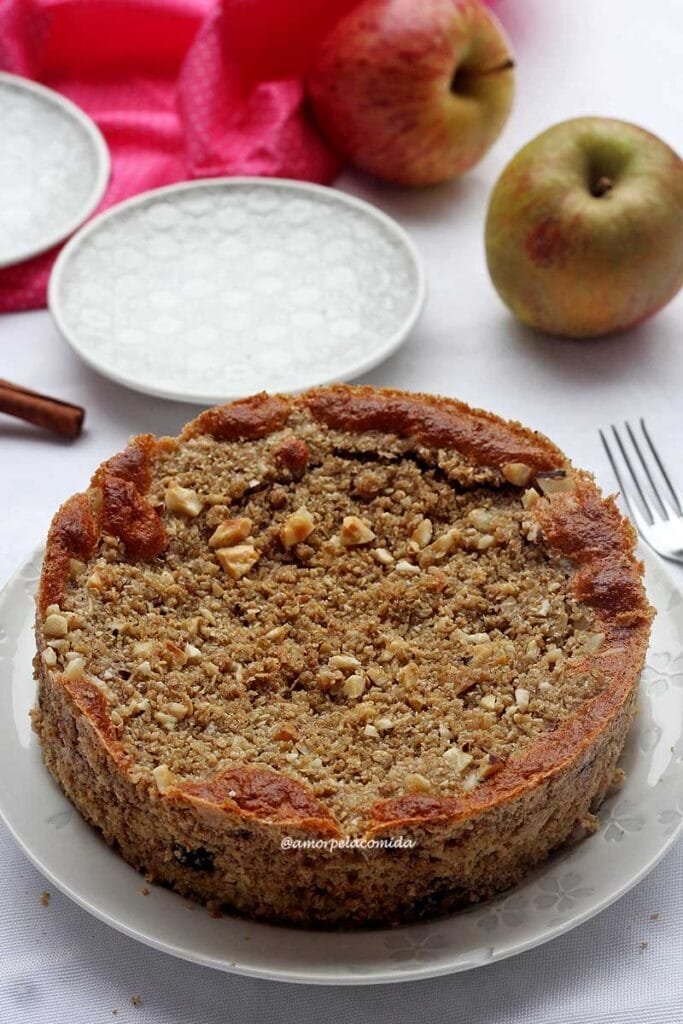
top-left (2, 0), bottom-right (682, 1019)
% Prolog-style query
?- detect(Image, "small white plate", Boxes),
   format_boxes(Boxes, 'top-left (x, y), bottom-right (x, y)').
top-left (48, 178), bottom-right (426, 404)
top-left (0, 72), bottom-right (110, 268)
top-left (0, 546), bottom-right (681, 985)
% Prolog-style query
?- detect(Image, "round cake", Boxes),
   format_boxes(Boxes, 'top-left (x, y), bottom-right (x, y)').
top-left (32, 386), bottom-right (652, 926)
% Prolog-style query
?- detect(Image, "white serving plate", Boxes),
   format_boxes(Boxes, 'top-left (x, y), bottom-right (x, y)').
top-left (0, 547), bottom-right (681, 985)
top-left (0, 72), bottom-right (110, 267)
top-left (48, 178), bottom-right (426, 403)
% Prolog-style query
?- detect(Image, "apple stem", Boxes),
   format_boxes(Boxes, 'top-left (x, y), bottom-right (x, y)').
top-left (450, 58), bottom-right (515, 93)
top-left (486, 59), bottom-right (515, 74)
top-left (591, 176), bottom-right (614, 197)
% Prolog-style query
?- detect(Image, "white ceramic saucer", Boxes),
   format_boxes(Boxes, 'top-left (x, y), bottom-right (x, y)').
top-left (0, 72), bottom-right (110, 267)
top-left (48, 178), bottom-right (426, 403)
top-left (0, 547), bottom-right (681, 985)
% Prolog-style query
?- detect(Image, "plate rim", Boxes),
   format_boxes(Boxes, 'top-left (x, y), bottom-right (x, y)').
top-left (0, 71), bottom-right (111, 268)
top-left (47, 176), bottom-right (427, 406)
top-left (0, 545), bottom-right (681, 985)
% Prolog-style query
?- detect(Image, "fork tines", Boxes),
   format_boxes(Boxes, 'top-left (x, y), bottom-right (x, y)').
top-left (600, 419), bottom-right (682, 526)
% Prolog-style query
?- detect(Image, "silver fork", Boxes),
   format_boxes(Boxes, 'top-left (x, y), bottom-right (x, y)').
top-left (599, 419), bottom-right (683, 564)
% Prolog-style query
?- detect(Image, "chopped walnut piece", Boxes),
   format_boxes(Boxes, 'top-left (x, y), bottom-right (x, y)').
top-left (395, 559), bottom-right (420, 575)
top-left (215, 544), bottom-right (260, 579)
top-left (456, 629), bottom-right (490, 644)
top-left (340, 515), bottom-right (375, 546)
top-left (521, 488), bottom-right (540, 510)
top-left (42, 647), bottom-right (57, 668)
top-left (316, 668), bottom-right (336, 692)
top-left (537, 470), bottom-right (572, 495)
top-left (69, 559), bottom-right (86, 579)
top-left (43, 613), bottom-right (68, 638)
top-left (396, 662), bottom-right (419, 687)
top-left (133, 641), bottom-right (155, 658)
top-left (410, 518), bottom-right (433, 549)
top-left (184, 643), bottom-right (202, 664)
top-left (468, 509), bottom-right (494, 532)
top-left (329, 654), bottom-right (361, 671)
top-left (443, 746), bottom-right (473, 773)
top-left (418, 527), bottom-right (461, 567)
top-left (471, 639), bottom-right (514, 666)
top-left (280, 507), bottom-right (315, 549)
top-left (343, 674), bottom-right (366, 699)
top-left (165, 485), bottom-right (202, 517)
top-left (209, 517), bottom-right (251, 548)
top-left (353, 467), bottom-right (387, 499)
top-left (502, 462), bottom-right (533, 486)
top-left (404, 772), bottom-right (432, 794)
top-left (87, 570), bottom-right (104, 591)
top-left (543, 646), bottom-right (564, 667)
top-left (154, 711), bottom-right (178, 731)
top-left (514, 687), bottom-right (530, 712)
top-left (63, 657), bottom-right (86, 680)
top-left (373, 547), bottom-right (394, 565)
top-left (152, 764), bottom-right (176, 793)
top-left (386, 637), bottom-right (411, 662)
top-left (166, 700), bottom-right (192, 721)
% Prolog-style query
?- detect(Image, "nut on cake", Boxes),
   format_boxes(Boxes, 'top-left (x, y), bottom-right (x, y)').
top-left (32, 386), bottom-right (653, 926)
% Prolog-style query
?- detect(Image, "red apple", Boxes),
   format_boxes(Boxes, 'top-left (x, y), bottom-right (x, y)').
top-left (307, 0), bottom-right (515, 187)
top-left (485, 117), bottom-right (683, 338)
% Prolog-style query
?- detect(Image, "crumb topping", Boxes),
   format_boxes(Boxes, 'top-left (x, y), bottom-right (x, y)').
top-left (41, 409), bottom-right (606, 831)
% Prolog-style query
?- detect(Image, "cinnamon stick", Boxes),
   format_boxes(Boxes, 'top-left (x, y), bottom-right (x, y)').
top-left (0, 379), bottom-right (85, 440)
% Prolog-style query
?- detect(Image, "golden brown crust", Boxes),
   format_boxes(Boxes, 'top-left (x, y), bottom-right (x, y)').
top-left (99, 475), bottom-right (167, 560)
top-left (182, 393), bottom-right (292, 441)
top-left (533, 474), bottom-right (633, 563)
top-left (91, 435), bottom-right (159, 493)
top-left (303, 385), bottom-right (566, 471)
top-left (534, 474), bottom-right (650, 625)
top-left (170, 767), bottom-right (341, 836)
top-left (62, 675), bottom-right (125, 753)
top-left (38, 493), bottom-right (98, 614)
top-left (34, 385), bottom-right (653, 926)
top-left (88, 434), bottom-right (169, 560)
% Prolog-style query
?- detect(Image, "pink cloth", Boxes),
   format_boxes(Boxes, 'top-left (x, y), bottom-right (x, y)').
top-left (0, 0), bottom-right (360, 312)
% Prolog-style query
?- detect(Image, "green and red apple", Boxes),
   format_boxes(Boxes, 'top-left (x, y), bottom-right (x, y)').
top-left (485, 117), bottom-right (683, 338)
top-left (308, 0), bottom-right (515, 187)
